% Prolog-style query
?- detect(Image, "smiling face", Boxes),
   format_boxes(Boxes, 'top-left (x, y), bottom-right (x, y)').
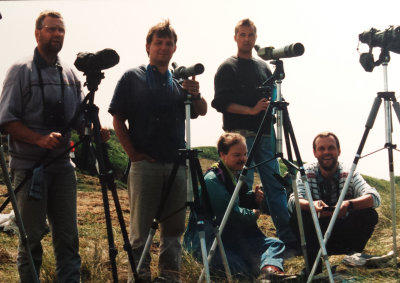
top-left (35, 15), bottom-right (65, 55)
top-left (220, 141), bottom-right (248, 172)
top-left (313, 135), bottom-right (341, 173)
top-left (146, 34), bottom-right (176, 68)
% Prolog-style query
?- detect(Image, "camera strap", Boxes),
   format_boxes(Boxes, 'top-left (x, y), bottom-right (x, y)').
top-left (145, 64), bottom-right (173, 94)
top-left (35, 62), bottom-right (65, 124)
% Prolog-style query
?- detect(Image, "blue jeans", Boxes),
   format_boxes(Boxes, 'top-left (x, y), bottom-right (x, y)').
top-left (210, 232), bottom-right (285, 280)
top-left (245, 135), bottom-right (297, 245)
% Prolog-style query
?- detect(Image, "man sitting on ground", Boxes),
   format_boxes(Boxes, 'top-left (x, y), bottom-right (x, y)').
top-left (184, 132), bottom-right (289, 281)
top-left (288, 131), bottom-right (381, 273)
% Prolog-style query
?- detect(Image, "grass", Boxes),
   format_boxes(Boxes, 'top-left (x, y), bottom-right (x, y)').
top-left (1, 160), bottom-right (400, 282)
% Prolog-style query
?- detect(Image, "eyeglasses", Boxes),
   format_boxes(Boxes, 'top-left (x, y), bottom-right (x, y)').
top-left (42, 25), bottom-right (65, 34)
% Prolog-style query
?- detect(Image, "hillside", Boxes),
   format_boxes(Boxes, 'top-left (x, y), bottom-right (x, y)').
top-left (0, 140), bottom-right (399, 282)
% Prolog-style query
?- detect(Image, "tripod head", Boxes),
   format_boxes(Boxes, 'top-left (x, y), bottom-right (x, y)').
top-left (74, 48), bottom-right (120, 92)
top-left (270, 59), bottom-right (285, 81)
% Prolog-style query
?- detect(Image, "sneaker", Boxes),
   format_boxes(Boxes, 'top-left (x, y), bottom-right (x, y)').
top-left (258, 265), bottom-right (286, 282)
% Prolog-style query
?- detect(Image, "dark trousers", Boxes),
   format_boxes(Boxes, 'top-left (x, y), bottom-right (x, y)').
top-left (290, 208), bottom-right (378, 273)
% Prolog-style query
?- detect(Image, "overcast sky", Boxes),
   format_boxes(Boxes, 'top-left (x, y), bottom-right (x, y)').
top-left (1, 0), bottom-right (400, 180)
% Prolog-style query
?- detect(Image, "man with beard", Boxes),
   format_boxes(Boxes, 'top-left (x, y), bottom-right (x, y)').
top-left (0, 10), bottom-right (84, 282)
top-left (183, 133), bottom-right (289, 282)
top-left (287, 131), bottom-right (381, 273)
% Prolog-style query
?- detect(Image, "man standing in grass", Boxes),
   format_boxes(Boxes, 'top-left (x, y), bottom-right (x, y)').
top-left (0, 10), bottom-right (82, 283)
top-left (109, 20), bottom-right (207, 283)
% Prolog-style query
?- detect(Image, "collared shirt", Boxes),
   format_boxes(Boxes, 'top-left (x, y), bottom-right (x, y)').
top-left (0, 48), bottom-right (83, 171)
top-left (109, 64), bottom-right (197, 163)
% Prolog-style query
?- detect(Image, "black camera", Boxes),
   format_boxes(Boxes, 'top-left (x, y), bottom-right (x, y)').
top-left (359, 26), bottom-right (400, 54)
top-left (45, 100), bottom-right (66, 129)
top-left (358, 26), bottom-right (400, 72)
top-left (171, 62), bottom-right (204, 80)
top-left (74, 48), bottom-right (119, 73)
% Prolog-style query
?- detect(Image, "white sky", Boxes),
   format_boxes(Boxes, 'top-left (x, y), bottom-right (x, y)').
top-left (1, 0), bottom-right (400, 180)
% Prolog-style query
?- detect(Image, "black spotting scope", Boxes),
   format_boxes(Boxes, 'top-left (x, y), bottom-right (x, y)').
top-left (255, 43), bottom-right (305, 60)
top-left (172, 62), bottom-right (204, 80)
top-left (74, 48), bottom-right (119, 73)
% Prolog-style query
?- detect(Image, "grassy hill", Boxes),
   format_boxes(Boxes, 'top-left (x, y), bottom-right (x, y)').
top-left (0, 141), bottom-right (399, 282)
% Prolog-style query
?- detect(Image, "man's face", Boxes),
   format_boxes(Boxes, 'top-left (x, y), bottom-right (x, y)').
top-left (146, 34), bottom-right (176, 67)
top-left (313, 136), bottom-right (341, 172)
top-left (35, 16), bottom-right (65, 54)
top-left (234, 25), bottom-right (257, 54)
top-left (220, 142), bottom-right (247, 172)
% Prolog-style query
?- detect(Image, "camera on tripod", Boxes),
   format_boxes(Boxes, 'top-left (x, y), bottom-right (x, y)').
top-left (74, 48), bottom-right (120, 91)
top-left (172, 62), bottom-right (204, 80)
top-left (358, 26), bottom-right (400, 72)
top-left (74, 48), bottom-right (120, 74)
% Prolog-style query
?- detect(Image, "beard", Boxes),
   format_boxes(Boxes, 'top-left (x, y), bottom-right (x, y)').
top-left (318, 157), bottom-right (338, 172)
top-left (40, 37), bottom-right (63, 54)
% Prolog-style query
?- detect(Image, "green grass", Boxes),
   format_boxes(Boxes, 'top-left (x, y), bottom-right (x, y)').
top-left (1, 159), bottom-right (400, 282)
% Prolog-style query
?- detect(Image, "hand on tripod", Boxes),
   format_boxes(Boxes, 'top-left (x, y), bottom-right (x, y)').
top-left (99, 128), bottom-right (111, 142)
top-left (251, 98), bottom-right (269, 115)
top-left (181, 76), bottom-right (200, 97)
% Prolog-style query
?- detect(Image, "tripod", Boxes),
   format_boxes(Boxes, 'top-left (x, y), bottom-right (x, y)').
top-left (79, 70), bottom-right (140, 283)
top-left (307, 50), bottom-right (400, 280)
top-left (0, 143), bottom-right (39, 283)
top-left (136, 92), bottom-right (232, 283)
top-left (199, 59), bottom-right (335, 283)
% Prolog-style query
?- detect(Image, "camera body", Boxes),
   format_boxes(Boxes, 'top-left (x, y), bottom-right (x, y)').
top-left (358, 26), bottom-right (400, 72)
top-left (359, 26), bottom-right (400, 54)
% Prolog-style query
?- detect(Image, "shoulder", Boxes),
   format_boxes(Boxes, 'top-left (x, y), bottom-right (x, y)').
top-left (3, 56), bottom-right (34, 87)
top-left (121, 65), bottom-right (146, 79)
top-left (304, 162), bottom-right (318, 178)
top-left (216, 56), bottom-right (238, 73)
top-left (337, 162), bottom-right (351, 179)
top-left (204, 167), bottom-right (225, 187)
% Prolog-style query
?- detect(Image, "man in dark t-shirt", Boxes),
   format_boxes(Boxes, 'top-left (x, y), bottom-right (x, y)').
top-left (212, 18), bottom-right (297, 250)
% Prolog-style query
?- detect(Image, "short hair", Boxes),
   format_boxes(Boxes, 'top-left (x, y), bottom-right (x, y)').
top-left (312, 131), bottom-right (341, 151)
top-left (35, 10), bottom-right (63, 30)
top-left (217, 132), bottom-right (246, 155)
top-left (146, 19), bottom-right (177, 45)
top-left (234, 18), bottom-right (257, 35)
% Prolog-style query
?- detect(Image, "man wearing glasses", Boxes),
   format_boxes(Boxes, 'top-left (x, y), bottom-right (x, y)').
top-left (0, 10), bottom-right (82, 282)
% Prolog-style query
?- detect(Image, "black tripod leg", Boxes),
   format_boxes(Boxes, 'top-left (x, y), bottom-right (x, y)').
top-left (192, 153), bottom-right (232, 282)
top-left (0, 146), bottom-right (40, 283)
top-left (281, 106), bottom-right (310, 274)
top-left (89, 104), bottom-right (139, 282)
top-left (137, 154), bottom-right (182, 272)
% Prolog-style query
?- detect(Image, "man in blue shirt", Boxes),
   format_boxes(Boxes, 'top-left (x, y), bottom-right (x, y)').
top-left (109, 20), bottom-right (207, 283)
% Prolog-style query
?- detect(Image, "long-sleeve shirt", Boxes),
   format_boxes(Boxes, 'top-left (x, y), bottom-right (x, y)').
top-left (288, 162), bottom-right (381, 213)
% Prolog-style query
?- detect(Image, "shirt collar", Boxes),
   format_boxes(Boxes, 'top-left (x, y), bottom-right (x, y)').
top-left (316, 165), bottom-right (340, 184)
top-left (33, 47), bottom-right (62, 70)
